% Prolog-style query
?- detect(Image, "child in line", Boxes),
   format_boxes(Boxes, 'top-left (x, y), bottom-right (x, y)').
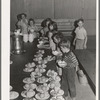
top-left (48, 21), bottom-right (58, 51)
top-left (73, 18), bottom-right (87, 49)
top-left (52, 32), bottom-right (64, 75)
top-left (28, 18), bottom-right (39, 42)
top-left (17, 13), bottom-right (28, 35)
top-left (40, 18), bottom-right (52, 37)
top-left (57, 40), bottom-right (79, 100)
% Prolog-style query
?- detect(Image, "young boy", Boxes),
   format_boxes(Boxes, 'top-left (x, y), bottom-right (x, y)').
top-left (73, 18), bottom-right (87, 49)
top-left (57, 40), bottom-right (79, 100)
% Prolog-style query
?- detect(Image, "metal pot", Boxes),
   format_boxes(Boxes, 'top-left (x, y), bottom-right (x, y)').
top-left (12, 34), bottom-right (24, 54)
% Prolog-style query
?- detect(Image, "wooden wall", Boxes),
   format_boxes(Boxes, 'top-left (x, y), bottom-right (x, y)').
top-left (10, 0), bottom-right (96, 35)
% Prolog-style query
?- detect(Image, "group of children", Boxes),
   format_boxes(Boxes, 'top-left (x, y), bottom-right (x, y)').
top-left (15, 13), bottom-right (87, 50)
top-left (15, 13), bottom-right (39, 42)
top-left (14, 13), bottom-right (88, 100)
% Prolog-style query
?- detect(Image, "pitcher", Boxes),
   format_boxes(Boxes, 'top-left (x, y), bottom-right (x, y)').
top-left (12, 35), bottom-right (24, 54)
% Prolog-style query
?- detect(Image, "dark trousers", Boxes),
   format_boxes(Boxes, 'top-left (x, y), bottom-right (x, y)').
top-left (61, 67), bottom-right (76, 98)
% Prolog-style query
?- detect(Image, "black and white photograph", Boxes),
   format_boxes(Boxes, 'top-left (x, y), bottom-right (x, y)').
top-left (1, 0), bottom-right (99, 100)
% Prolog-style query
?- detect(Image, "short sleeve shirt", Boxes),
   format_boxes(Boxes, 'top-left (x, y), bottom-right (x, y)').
top-left (18, 19), bottom-right (28, 34)
top-left (75, 27), bottom-right (87, 40)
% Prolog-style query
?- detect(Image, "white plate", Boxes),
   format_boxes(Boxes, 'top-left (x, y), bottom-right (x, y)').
top-left (23, 77), bottom-right (35, 84)
top-left (23, 68), bottom-right (34, 72)
top-left (21, 90), bottom-right (35, 98)
top-left (35, 68), bottom-right (46, 73)
top-left (23, 98), bottom-right (36, 100)
top-left (30, 72), bottom-right (42, 78)
top-left (36, 85), bottom-right (49, 93)
top-left (37, 77), bottom-right (49, 83)
top-left (25, 63), bottom-right (36, 68)
top-left (35, 92), bottom-right (50, 100)
top-left (50, 89), bottom-right (64, 96)
top-left (23, 83), bottom-right (37, 90)
top-left (10, 91), bottom-right (19, 99)
top-left (50, 96), bottom-right (65, 100)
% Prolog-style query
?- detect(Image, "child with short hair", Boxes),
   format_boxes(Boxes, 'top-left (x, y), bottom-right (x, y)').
top-left (73, 18), bottom-right (87, 49)
top-left (28, 18), bottom-right (39, 42)
top-left (52, 32), bottom-right (64, 75)
top-left (57, 40), bottom-right (79, 100)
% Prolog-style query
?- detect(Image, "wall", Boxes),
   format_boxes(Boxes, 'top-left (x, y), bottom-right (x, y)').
top-left (10, 0), bottom-right (96, 35)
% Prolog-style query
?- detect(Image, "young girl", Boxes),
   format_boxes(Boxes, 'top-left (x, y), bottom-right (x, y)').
top-left (17, 13), bottom-right (28, 35)
top-left (15, 14), bottom-right (22, 29)
top-left (40, 18), bottom-right (52, 37)
top-left (48, 21), bottom-right (58, 51)
top-left (73, 18), bottom-right (87, 49)
top-left (57, 40), bottom-right (79, 100)
top-left (52, 32), bottom-right (64, 75)
top-left (28, 18), bottom-right (39, 42)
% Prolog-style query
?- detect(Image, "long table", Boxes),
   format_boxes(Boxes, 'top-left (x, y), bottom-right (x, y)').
top-left (10, 40), bottom-right (57, 100)
top-left (73, 50), bottom-right (96, 94)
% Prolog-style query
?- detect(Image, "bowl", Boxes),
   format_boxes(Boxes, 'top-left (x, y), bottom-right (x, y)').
top-left (52, 51), bottom-right (59, 55)
top-left (58, 60), bottom-right (67, 67)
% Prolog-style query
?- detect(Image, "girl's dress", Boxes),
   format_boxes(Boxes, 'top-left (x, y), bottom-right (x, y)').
top-left (28, 25), bottom-right (38, 42)
top-left (18, 19), bottom-right (28, 34)
top-left (48, 31), bottom-right (57, 51)
top-left (17, 19), bottom-right (28, 42)
top-left (28, 25), bottom-right (38, 38)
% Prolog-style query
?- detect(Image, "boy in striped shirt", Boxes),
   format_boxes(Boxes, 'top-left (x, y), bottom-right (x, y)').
top-left (57, 40), bottom-right (79, 100)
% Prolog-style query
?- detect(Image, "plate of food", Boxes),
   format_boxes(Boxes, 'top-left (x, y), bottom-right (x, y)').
top-left (35, 92), bottom-right (50, 100)
top-left (37, 50), bottom-right (44, 54)
top-left (47, 70), bottom-right (58, 78)
top-left (50, 96), bottom-right (65, 100)
top-left (49, 81), bottom-right (61, 89)
top-left (10, 91), bottom-right (19, 99)
top-left (23, 98), bottom-right (36, 100)
top-left (34, 54), bottom-right (43, 58)
top-left (50, 88), bottom-right (64, 96)
top-left (25, 62), bottom-right (36, 68)
top-left (23, 77), bottom-right (35, 84)
top-left (30, 72), bottom-right (42, 78)
top-left (36, 84), bottom-right (49, 93)
top-left (23, 83), bottom-right (37, 90)
top-left (23, 67), bottom-right (34, 72)
top-left (35, 68), bottom-right (46, 73)
top-left (36, 64), bottom-right (47, 69)
top-left (37, 76), bottom-right (49, 83)
top-left (21, 89), bottom-right (35, 98)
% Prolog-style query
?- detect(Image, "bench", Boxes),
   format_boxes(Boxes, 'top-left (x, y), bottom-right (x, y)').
top-left (73, 50), bottom-right (96, 95)
top-left (35, 19), bottom-right (75, 36)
